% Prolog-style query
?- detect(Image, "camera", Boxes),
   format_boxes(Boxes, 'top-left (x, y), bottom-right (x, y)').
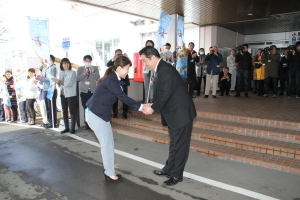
top-left (287, 45), bottom-right (296, 54)
top-left (263, 47), bottom-right (271, 54)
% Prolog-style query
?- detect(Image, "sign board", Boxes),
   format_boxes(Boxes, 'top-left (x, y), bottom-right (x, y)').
top-left (62, 37), bottom-right (70, 52)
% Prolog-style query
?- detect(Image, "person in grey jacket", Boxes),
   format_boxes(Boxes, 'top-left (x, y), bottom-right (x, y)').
top-left (262, 45), bottom-right (281, 98)
top-left (76, 55), bottom-right (100, 130)
top-left (52, 58), bottom-right (77, 134)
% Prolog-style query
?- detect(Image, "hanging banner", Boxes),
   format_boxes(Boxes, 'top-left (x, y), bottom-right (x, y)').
top-left (11, 50), bottom-right (28, 102)
top-left (28, 17), bottom-right (53, 100)
top-left (157, 13), bottom-right (174, 53)
top-left (176, 16), bottom-right (188, 78)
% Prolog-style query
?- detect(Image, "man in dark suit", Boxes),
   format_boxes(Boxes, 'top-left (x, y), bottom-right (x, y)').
top-left (140, 46), bottom-right (197, 186)
top-left (107, 49), bottom-right (130, 119)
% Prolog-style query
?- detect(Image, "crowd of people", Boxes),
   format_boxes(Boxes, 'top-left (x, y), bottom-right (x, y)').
top-left (160, 41), bottom-right (300, 99)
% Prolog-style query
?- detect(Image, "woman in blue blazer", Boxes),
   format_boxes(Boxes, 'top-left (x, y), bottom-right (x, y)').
top-left (86, 56), bottom-right (142, 183)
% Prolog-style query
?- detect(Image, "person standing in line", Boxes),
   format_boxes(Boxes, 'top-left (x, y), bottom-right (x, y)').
top-left (77, 55), bottom-right (100, 129)
top-left (235, 44), bottom-right (252, 97)
top-left (140, 46), bottom-right (196, 186)
top-left (24, 68), bottom-right (38, 125)
top-left (143, 40), bottom-right (155, 103)
top-left (37, 54), bottom-right (58, 128)
top-left (195, 48), bottom-right (207, 96)
top-left (278, 49), bottom-right (290, 96)
top-left (253, 49), bottom-right (265, 96)
top-left (287, 41), bottom-right (300, 98)
top-left (227, 49), bottom-right (237, 92)
top-left (0, 77), bottom-right (7, 121)
top-left (161, 43), bottom-right (174, 64)
top-left (52, 58), bottom-right (77, 134)
top-left (204, 46), bottom-right (223, 98)
top-left (262, 45), bottom-right (280, 98)
top-left (86, 56), bottom-right (144, 183)
top-left (4, 71), bottom-right (18, 123)
top-left (107, 49), bottom-right (130, 119)
top-left (187, 42), bottom-right (199, 98)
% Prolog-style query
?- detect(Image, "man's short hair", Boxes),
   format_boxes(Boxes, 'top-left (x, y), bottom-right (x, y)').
top-left (139, 46), bottom-right (160, 59)
top-left (115, 49), bottom-right (122, 54)
top-left (189, 42), bottom-right (195, 46)
top-left (83, 55), bottom-right (92, 61)
top-left (165, 43), bottom-right (171, 47)
top-left (242, 44), bottom-right (249, 48)
top-left (224, 67), bottom-right (229, 70)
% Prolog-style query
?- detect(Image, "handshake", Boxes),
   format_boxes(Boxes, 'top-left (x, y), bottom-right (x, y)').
top-left (141, 103), bottom-right (154, 115)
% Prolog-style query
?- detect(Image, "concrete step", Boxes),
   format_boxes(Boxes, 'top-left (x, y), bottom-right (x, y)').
top-left (111, 117), bottom-right (300, 159)
top-left (128, 111), bottom-right (300, 143)
top-left (111, 123), bottom-right (300, 174)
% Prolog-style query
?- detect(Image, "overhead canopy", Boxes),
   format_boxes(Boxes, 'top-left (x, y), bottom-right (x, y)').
top-left (71, 0), bottom-right (300, 35)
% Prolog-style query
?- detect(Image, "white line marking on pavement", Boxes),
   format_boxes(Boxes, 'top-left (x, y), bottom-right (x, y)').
top-left (67, 134), bottom-right (280, 200)
top-left (0, 122), bottom-right (279, 200)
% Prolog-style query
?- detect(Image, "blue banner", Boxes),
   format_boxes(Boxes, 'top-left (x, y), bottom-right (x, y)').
top-left (157, 13), bottom-right (174, 53)
top-left (175, 16), bottom-right (188, 78)
top-left (28, 17), bottom-right (53, 100)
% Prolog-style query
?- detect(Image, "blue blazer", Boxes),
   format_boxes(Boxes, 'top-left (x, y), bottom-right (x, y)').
top-left (86, 72), bottom-right (141, 122)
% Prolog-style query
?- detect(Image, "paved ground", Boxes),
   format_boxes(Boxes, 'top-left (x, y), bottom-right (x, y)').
top-left (1, 123), bottom-right (300, 200)
top-left (193, 91), bottom-right (300, 123)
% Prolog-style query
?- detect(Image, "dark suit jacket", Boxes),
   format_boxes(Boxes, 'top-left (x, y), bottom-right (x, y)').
top-left (187, 50), bottom-right (199, 82)
top-left (151, 60), bottom-right (197, 130)
top-left (107, 59), bottom-right (130, 86)
top-left (86, 72), bottom-right (141, 122)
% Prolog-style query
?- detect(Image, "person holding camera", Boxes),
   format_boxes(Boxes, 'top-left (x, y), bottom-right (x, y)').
top-left (77, 55), bottom-right (100, 130)
top-left (279, 49), bottom-right (290, 96)
top-left (204, 46), bottom-right (223, 98)
top-left (235, 44), bottom-right (252, 97)
top-left (253, 49), bottom-right (265, 96)
top-left (107, 49), bottom-right (130, 119)
top-left (218, 67), bottom-right (232, 96)
top-left (262, 45), bottom-right (280, 98)
top-left (287, 41), bottom-right (300, 98)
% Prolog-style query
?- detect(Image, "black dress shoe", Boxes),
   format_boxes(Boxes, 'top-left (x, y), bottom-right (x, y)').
top-left (122, 115), bottom-right (127, 119)
top-left (213, 95), bottom-right (217, 98)
top-left (61, 128), bottom-right (70, 134)
top-left (219, 94), bottom-right (224, 96)
top-left (153, 170), bottom-right (170, 177)
top-left (234, 93), bottom-right (240, 97)
top-left (203, 95), bottom-right (208, 98)
top-left (103, 173), bottom-right (123, 183)
top-left (245, 93), bottom-right (249, 97)
top-left (112, 115), bottom-right (117, 118)
top-left (70, 129), bottom-right (75, 134)
top-left (163, 177), bottom-right (183, 186)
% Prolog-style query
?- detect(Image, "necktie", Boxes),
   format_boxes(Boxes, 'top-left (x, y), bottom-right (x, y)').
top-left (86, 67), bottom-right (91, 76)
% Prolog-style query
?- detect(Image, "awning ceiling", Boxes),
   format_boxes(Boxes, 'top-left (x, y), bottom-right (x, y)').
top-left (72, 0), bottom-right (300, 35)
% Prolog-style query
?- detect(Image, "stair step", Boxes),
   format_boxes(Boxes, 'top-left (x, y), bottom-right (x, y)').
top-left (196, 111), bottom-right (300, 131)
top-left (111, 124), bottom-right (300, 174)
top-left (128, 111), bottom-right (300, 143)
top-left (112, 118), bottom-right (300, 159)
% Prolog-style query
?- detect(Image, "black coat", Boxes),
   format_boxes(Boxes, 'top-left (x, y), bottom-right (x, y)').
top-left (151, 60), bottom-right (197, 130)
top-left (187, 50), bottom-right (199, 82)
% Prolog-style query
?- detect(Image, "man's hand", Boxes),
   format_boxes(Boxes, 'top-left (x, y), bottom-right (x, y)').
top-left (192, 53), bottom-right (197, 58)
top-left (142, 104), bottom-right (154, 115)
top-left (214, 51), bottom-right (218, 56)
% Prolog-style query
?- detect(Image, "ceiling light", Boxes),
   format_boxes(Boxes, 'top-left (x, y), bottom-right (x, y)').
top-left (248, 13), bottom-right (253, 16)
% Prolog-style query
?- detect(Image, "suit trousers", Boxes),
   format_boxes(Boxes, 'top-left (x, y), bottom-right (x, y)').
top-left (113, 85), bottom-right (128, 117)
top-left (45, 89), bottom-right (57, 126)
top-left (86, 110), bottom-right (115, 176)
top-left (61, 95), bottom-right (77, 130)
top-left (162, 120), bottom-right (193, 178)
top-left (205, 74), bottom-right (219, 95)
top-left (144, 73), bottom-right (153, 102)
top-left (80, 91), bottom-right (93, 126)
top-left (18, 101), bottom-right (28, 123)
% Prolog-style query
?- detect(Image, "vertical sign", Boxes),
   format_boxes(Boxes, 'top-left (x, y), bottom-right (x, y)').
top-left (176, 16), bottom-right (188, 78)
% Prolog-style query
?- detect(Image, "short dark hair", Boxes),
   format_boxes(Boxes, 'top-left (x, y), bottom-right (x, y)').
top-left (115, 49), bottom-right (122, 54)
top-left (145, 40), bottom-right (155, 47)
top-left (5, 70), bottom-right (12, 74)
top-left (28, 68), bottom-right (35, 73)
top-left (165, 43), bottom-right (171, 47)
top-left (224, 67), bottom-right (229, 70)
top-left (139, 46), bottom-right (160, 59)
top-left (83, 55), bottom-right (92, 61)
top-left (231, 49), bottom-right (236, 53)
top-left (242, 44), bottom-right (249, 48)
top-left (50, 54), bottom-right (55, 62)
top-left (189, 42), bottom-right (195, 46)
top-left (60, 58), bottom-right (72, 71)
